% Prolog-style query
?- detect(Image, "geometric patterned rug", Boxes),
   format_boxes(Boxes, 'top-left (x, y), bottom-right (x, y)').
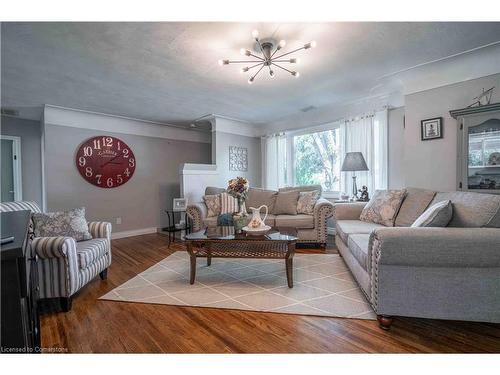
top-left (100, 251), bottom-right (376, 320)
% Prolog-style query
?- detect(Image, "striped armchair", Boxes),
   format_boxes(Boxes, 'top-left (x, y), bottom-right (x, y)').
top-left (0, 201), bottom-right (112, 311)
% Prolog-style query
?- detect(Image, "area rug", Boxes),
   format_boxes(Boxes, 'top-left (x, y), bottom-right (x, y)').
top-left (100, 251), bottom-right (376, 320)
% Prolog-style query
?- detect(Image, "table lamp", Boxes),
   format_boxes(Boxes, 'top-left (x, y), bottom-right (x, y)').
top-left (341, 152), bottom-right (369, 200)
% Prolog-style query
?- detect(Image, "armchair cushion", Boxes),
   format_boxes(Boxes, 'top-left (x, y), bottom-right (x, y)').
top-left (33, 207), bottom-right (92, 241)
top-left (76, 238), bottom-right (109, 269)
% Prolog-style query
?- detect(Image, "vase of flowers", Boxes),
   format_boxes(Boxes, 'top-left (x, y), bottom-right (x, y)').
top-left (227, 176), bottom-right (249, 216)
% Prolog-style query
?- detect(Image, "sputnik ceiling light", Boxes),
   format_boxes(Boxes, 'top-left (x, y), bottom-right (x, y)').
top-left (218, 29), bottom-right (316, 84)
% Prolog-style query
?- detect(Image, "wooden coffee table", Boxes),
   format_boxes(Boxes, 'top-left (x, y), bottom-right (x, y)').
top-left (184, 226), bottom-right (298, 288)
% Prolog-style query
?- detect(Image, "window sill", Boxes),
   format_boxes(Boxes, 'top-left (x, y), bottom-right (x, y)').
top-left (322, 191), bottom-right (340, 199)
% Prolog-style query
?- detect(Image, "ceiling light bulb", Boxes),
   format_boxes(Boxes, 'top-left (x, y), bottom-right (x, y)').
top-left (248, 77), bottom-right (254, 84)
top-left (292, 71), bottom-right (300, 78)
top-left (241, 67), bottom-right (249, 73)
top-left (290, 58), bottom-right (298, 63)
top-left (279, 40), bottom-right (286, 48)
top-left (269, 70), bottom-right (275, 78)
top-left (310, 40), bottom-right (317, 48)
top-left (252, 30), bottom-right (259, 39)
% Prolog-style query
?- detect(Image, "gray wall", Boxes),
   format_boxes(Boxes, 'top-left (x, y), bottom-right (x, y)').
top-left (214, 131), bottom-right (262, 188)
top-left (0, 115), bottom-right (43, 205)
top-left (404, 73), bottom-right (500, 191)
top-left (44, 124), bottom-right (211, 232)
top-left (388, 107), bottom-right (405, 189)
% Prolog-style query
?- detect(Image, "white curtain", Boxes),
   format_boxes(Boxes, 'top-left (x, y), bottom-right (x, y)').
top-left (262, 133), bottom-right (287, 190)
top-left (340, 109), bottom-right (388, 195)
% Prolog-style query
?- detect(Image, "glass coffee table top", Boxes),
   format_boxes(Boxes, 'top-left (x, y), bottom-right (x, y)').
top-left (185, 226), bottom-right (298, 242)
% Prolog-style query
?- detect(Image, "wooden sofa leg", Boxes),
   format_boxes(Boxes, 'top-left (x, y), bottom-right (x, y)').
top-left (60, 297), bottom-right (72, 312)
top-left (99, 268), bottom-right (108, 280)
top-left (377, 315), bottom-right (393, 330)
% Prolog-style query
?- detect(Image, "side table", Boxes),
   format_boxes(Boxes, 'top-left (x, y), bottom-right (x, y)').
top-left (162, 209), bottom-right (192, 247)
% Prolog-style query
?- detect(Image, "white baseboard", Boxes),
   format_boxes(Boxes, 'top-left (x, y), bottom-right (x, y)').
top-left (327, 227), bottom-right (336, 236)
top-left (112, 227), bottom-right (158, 239)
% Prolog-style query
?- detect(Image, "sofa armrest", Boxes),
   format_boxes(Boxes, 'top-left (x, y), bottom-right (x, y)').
top-left (186, 202), bottom-right (208, 232)
top-left (370, 227), bottom-right (500, 268)
top-left (313, 198), bottom-right (335, 243)
top-left (88, 221), bottom-right (112, 241)
top-left (332, 202), bottom-right (367, 220)
top-left (32, 236), bottom-right (77, 259)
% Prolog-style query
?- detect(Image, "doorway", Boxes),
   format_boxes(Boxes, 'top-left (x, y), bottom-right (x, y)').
top-left (1, 135), bottom-right (22, 202)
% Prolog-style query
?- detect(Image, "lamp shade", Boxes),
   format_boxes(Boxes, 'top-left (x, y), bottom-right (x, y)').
top-left (341, 152), bottom-right (369, 172)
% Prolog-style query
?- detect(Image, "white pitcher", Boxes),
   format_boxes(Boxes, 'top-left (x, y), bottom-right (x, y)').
top-left (248, 205), bottom-right (268, 229)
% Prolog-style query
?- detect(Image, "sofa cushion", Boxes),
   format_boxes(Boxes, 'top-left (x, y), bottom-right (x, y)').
top-left (411, 200), bottom-right (452, 227)
top-left (297, 190), bottom-right (320, 215)
top-left (347, 234), bottom-right (370, 271)
top-left (273, 190), bottom-right (300, 215)
top-left (205, 186), bottom-right (225, 195)
top-left (279, 184), bottom-right (322, 196)
top-left (359, 189), bottom-right (406, 226)
top-left (336, 219), bottom-right (384, 243)
top-left (395, 187), bottom-right (436, 227)
top-left (203, 194), bottom-right (221, 217)
top-left (203, 216), bottom-right (218, 227)
top-left (430, 191), bottom-right (500, 228)
top-left (275, 214), bottom-right (314, 229)
top-left (220, 192), bottom-right (238, 214)
top-left (246, 188), bottom-right (278, 212)
top-left (76, 238), bottom-right (109, 269)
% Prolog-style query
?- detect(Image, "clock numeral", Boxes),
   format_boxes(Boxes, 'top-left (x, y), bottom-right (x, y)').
top-left (95, 174), bottom-right (102, 185)
top-left (83, 146), bottom-right (93, 156)
top-left (78, 156), bottom-right (86, 166)
top-left (107, 178), bottom-right (114, 187)
top-left (124, 168), bottom-right (131, 177)
top-left (93, 139), bottom-right (101, 150)
top-left (102, 137), bottom-right (113, 147)
top-left (129, 158), bottom-right (135, 167)
top-left (122, 148), bottom-right (129, 158)
top-left (117, 141), bottom-right (121, 151)
top-left (85, 167), bottom-right (93, 177)
top-left (117, 174), bottom-right (123, 184)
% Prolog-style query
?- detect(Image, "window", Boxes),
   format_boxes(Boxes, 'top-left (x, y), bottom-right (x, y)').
top-left (292, 127), bottom-right (341, 193)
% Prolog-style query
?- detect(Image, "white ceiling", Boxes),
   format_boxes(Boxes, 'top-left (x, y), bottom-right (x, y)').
top-left (2, 22), bottom-right (500, 127)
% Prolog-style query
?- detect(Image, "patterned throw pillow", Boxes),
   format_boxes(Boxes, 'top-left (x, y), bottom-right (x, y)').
top-left (411, 200), bottom-right (452, 227)
top-left (297, 190), bottom-right (320, 215)
top-left (220, 192), bottom-right (238, 214)
top-left (32, 207), bottom-right (92, 241)
top-left (359, 189), bottom-right (407, 227)
top-left (203, 194), bottom-right (221, 217)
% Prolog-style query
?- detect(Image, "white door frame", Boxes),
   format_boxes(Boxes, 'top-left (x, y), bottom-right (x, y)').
top-left (1, 135), bottom-right (23, 201)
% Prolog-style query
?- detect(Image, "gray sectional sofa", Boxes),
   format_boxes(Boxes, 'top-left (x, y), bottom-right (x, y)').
top-left (187, 185), bottom-right (334, 246)
top-left (333, 188), bottom-right (500, 329)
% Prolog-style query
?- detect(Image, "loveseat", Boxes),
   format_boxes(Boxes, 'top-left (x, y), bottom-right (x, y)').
top-left (187, 185), bottom-right (334, 246)
top-left (333, 188), bottom-right (500, 329)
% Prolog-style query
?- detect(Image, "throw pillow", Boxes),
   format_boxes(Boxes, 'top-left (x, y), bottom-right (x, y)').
top-left (297, 190), bottom-right (320, 215)
top-left (411, 200), bottom-right (452, 227)
top-left (203, 194), bottom-right (221, 217)
top-left (220, 192), bottom-right (238, 214)
top-left (32, 207), bottom-right (92, 241)
top-left (273, 190), bottom-right (300, 215)
top-left (359, 189), bottom-right (407, 227)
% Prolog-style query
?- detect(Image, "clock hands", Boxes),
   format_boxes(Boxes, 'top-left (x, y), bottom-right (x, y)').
top-left (101, 155), bottom-right (122, 168)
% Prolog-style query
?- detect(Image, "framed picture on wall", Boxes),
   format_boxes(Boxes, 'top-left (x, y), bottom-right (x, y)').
top-left (173, 198), bottom-right (187, 211)
top-left (421, 117), bottom-right (443, 141)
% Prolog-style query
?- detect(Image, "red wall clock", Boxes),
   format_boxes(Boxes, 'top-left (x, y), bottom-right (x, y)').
top-left (75, 136), bottom-right (136, 188)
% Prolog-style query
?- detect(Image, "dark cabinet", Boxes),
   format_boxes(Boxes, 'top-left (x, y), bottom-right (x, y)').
top-left (1, 210), bottom-right (40, 353)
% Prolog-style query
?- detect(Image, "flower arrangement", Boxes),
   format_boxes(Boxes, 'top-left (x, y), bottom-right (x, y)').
top-left (227, 176), bottom-right (249, 200)
top-left (227, 177), bottom-right (249, 216)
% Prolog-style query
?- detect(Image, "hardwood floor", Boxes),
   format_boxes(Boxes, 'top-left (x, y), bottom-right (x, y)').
top-left (40, 234), bottom-right (500, 353)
